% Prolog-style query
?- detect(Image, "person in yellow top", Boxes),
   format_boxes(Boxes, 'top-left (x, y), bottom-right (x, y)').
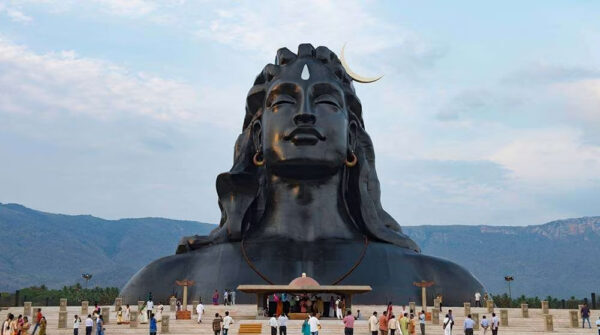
top-left (408, 314), bottom-right (416, 335)
top-left (399, 313), bottom-right (409, 335)
top-left (39, 317), bottom-right (47, 335)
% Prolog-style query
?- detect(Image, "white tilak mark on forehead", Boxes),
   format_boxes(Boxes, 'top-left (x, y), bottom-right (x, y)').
top-left (301, 64), bottom-right (310, 80)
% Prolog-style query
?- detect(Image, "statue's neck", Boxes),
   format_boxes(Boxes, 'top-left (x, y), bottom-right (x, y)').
top-left (254, 172), bottom-right (360, 241)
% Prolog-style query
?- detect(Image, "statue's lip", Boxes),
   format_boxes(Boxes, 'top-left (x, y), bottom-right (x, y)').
top-left (283, 127), bottom-right (326, 144)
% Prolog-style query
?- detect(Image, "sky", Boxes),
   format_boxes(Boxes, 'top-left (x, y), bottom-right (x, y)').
top-left (0, 0), bottom-right (599, 226)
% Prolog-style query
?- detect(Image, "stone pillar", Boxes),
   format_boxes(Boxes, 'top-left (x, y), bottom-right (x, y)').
top-left (433, 298), bottom-right (440, 311)
top-left (114, 297), bottom-right (122, 312)
top-left (169, 297), bottom-right (176, 312)
top-left (101, 307), bottom-right (110, 324)
top-left (130, 311), bottom-right (138, 328)
top-left (192, 300), bottom-right (199, 315)
top-left (161, 315), bottom-right (170, 333)
top-left (486, 300), bottom-right (494, 313)
top-left (182, 286), bottom-right (189, 311)
top-left (500, 309), bottom-right (508, 326)
top-left (569, 310), bottom-right (579, 327)
top-left (24, 301), bottom-right (32, 316)
top-left (464, 302), bottom-right (471, 316)
top-left (471, 313), bottom-right (479, 330)
top-left (521, 303), bottom-right (528, 318)
top-left (82, 301), bottom-right (89, 315)
top-left (409, 301), bottom-right (416, 313)
top-left (541, 300), bottom-right (549, 314)
top-left (421, 287), bottom-right (427, 313)
top-left (58, 311), bottom-right (68, 328)
top-left (431, 308), bottom-right (439, 325)
top-left (544, 314), bottom-right (553, 331)
top-left (60, 298), bottom-right (67, 312)
top-left (137, 300), bottom-right (145, 312)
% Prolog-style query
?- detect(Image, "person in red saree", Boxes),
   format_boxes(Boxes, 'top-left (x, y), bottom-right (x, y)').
top-left (212, 290), bottom-right (219, 305)
top-left (386, 302), bottom-right (393, 321)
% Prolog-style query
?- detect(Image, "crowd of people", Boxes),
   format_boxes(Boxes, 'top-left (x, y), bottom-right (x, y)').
top-left (212, 289), bottom-right (236, 306)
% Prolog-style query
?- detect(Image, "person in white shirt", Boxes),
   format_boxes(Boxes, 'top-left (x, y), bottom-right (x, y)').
top-left (269, 315), bottom-right (278, 335)
top-left (231, 290), bottom-right (236, 305)
top-left (197, 302), bottom-right (205, 323)
top-left (442, 314), bottom-right (451, 335)
top-left (475, 292), bottom-right (481, 307)
top-left (84, 315), bottom-right (94, 335)
top-left (146, 299), bottom-right (154, 320)
top-left (224, 290), bottom-right (229, 305)
top-left (368, 312), bottom-right (378, 335)
top-left (73, 315), bottom-right (81, 335)
top-left (335, 297), bottom-right (342, 320)
top-left (278, 314), bottom-right (288, 335)
top-left (308, 313), bottom-right (320, 335)
top-left (491, 313), bottom-right (499, 335)
top-left (222, 311), bottom-right (234, 335)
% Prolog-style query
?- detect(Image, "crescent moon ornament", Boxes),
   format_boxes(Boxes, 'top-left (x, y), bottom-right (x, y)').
top-left (339, 43), bottom-right (383, 83)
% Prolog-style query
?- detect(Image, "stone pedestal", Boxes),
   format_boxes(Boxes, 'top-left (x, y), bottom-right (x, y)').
top-left (114, 298), bottom-right (122, 312)
top-left (101, 307), bottom-right (110, 324)
top-left (486, 300), bottom-right (494, 313)
top-left (431, 308), bottom-right (439, 324)
top-left (569, 310), bottom-right (579, 327)
top-left (500, 309), bottom-right (508, 326)
top-left (409, 301), bottom-right (416, 313)
top-left (130, 311), bottom-right (138, 328)
top-left (521, 303), bottom-right (528, 318)
top-left (433, 298), bottom-right (440, 311)
top-left (161, 315), bottom-right (170, 333)
top-left (472, 313), bottom-right (479, 330)
top-left (544, 314), bottom-right (553, 331)
top-left (82, 301), bottom-right (89, 315)
top-left (24, 302), bottom-right (32, 316)
top-left (58, 311), bottom-right (67, 328)
top-left (192, 300), bottom-right (199, 315)
top-left (464, 302), bottom-right (471, 316)
top-left (60, 298), bottom-right (67, 312)
top-left (541, 300), bottom-right (549, 314)
top-left (169, 297), bottom-right (176, 312)
top-left (176, 310), bottom-right (191, 320)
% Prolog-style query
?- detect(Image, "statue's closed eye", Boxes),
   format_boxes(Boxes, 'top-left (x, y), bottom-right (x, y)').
top-left (270, 94), bottom-right (296, 108)
top-left (314, 94), bottom-right (341, 109)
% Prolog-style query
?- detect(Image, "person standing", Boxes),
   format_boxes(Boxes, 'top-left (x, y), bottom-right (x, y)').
top-left (582, 303), bottom-right (592, 328)
top-left (96, 315), bottom-right (104, 335)
top-left (197, 300), bottom-right (205, 323)
top-left (378, 311), bottom-right (388, 335)
top-left (223, 290), bottom-right (229, 306)
top-left (369, 312), bottom-right (379, 335)
top-left (386, 302), bottom-right (393, 321)
top-left (448, 310), bottom-right (454, 330)
top-left (408, 314), bottom-right (416, 335)
top-left (387, 314), bottom-right (397, 335)
top-left (124, 305), bottom-right (131, 324)
top-left (231, 290), bottom-right (236, 305)
top-left (269, 314), bottom-right (278, 335)
top-left (146, 298), bottom-right (154, 320)
top-left (302, 316), bottom-right (310, 335)
top-left (399, 313), bottom-right (409, 335)
top-left (149, 313), bottom-right (157, 335)
top-left (308, 313), bottom-right (320, 335)
top-left (491, 313), bottom-right (499, 335)
top-left (474, 293), bottom-right (481, 308)
top-left (222, 311), bottom-right (234, 335)
top-left (419, 311), bottom-right (426, 335)
top-left (442, 314), bottom-right (452, 335)
top-left (480, 315), bottom-right (489, 335)
top-left (437, 295), bottom-right (443, 312)
top-left (343, 310), bottom-right (355, 335)
top-left (31, 308), bottom-right (43, 335)
top-left (335, 297), bottom-right (343, 320)
top-left (73, 315), bottom-right (81, 335)
top-left (463, 314), bottom-right (474, 335)
top-left (22, 316), bottom-right (31, 335)
top-left (39, 317), bottom-right (47, 335)
top-left (278, 313), bottom-right (288, 335)
top-left (85, 315), bottom-right (94, 335)
top-left (212, 313), bottom-right (223, 335)
top-left (213, 290), bottom-right (219, 305)
top-left (1, 314), bottom-right (11, 335)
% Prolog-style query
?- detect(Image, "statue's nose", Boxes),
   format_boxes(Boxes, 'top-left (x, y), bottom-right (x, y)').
top-left (293, 113), bottom-right (316, 126)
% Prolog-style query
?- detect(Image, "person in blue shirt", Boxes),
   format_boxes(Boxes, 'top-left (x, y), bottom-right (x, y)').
top-left (463, 314), bottom-right (475, 335)
top-left (149, 313), bottom-right (157, 335)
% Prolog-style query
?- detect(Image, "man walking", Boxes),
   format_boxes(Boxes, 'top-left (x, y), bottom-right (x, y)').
top-left (278, 313), bottom-right (288, 335)
top-left (379, 311), bottom-right (388, 335)
top-left (419, 310), bottom-right (426, 335)
top-left (463, 314), bottom-right (475, 335)
top-left (222, 311), bottom-right (233, 335)
top-left (197, 300), bottom-right (205, 323)
top-left (269, 314), bottom-right (278, 335)
top-left (308, 312), bottom-right (320, 335)
top-left (84, 315), bottom-right (93, 335)
top-left (369, 312), bottom-right (378, 335)
top-left (343, 311), bottom-right (355, 335)
top-left (582, 303), bottom-right (592, 328)
top-left (491, 313), bottom-right (499, 335)
top-left (31, 308), bottom-right (43, 335)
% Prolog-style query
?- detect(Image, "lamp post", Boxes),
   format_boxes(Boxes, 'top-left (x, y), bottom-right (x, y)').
top-left (82, 273), bottom-right (93, 290)
top-left (504, 276), bottom-right (514, 300)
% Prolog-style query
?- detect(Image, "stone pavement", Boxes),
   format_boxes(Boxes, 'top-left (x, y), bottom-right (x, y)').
top-left (1, 303), bottom-right (598, 334)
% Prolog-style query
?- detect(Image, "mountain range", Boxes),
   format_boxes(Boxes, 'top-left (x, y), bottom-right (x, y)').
top-left (1, 202), bottom-right (598, 299)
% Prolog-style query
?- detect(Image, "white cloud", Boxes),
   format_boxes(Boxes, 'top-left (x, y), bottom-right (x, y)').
top-left (0, 3), bottom-right (33, 22)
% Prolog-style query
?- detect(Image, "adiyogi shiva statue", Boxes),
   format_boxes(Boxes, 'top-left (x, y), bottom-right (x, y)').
top-left (121, 44), bottom-right (485, 304)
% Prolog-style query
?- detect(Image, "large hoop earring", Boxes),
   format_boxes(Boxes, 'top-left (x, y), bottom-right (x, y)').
top-left (345, 151), bottom-right (358, 167)
top-left (253, 151), bottom-right (264, 166)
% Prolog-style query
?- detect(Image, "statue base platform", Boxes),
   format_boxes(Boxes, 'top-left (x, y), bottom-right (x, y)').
top-left (176, 311), bottom-right (191, 320)
top-left (121, 239), bottom-right (484, 305)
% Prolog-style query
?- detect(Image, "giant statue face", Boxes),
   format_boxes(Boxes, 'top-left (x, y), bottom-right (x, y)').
top-left (257, 59), bottom-right (353, 179)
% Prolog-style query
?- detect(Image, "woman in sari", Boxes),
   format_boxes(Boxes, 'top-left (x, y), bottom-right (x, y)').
top-left (155, 302), bottom-right (164, 322)
top-left (212, 290), bottom-right (219, 305)
top-left (123, 304), bottom-right (131, 324)
top-left (39, 317), bottom-right (47, 335)
top-left (117, 307), bottom-right (123, 324)
top-left (139, 304), bottom-right (149, 324)
top-left (301, 315), bottom-right (310, 335)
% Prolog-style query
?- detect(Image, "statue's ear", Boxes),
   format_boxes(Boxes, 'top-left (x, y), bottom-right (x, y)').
top-left (251, 119), bottom-right (263, 152)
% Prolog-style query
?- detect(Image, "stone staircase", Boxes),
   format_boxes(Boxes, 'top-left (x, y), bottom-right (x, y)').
top-left (1, 304), bottom-right (598, 334)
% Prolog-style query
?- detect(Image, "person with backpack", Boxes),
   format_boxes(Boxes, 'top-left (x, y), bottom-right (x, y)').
top-left (442, 314), bottom-right (452, 335)
top-left (212, 313), bottom-right (223, 335)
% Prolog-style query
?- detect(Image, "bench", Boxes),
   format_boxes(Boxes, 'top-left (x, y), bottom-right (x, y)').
top-left (239, 323), bottom-right (263, 334)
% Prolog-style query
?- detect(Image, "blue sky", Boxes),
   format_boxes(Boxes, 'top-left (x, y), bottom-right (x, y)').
top-left (0, 0), bottom-right (599, 226)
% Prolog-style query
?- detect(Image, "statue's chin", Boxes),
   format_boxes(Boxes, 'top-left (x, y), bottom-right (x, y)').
top-left (268, 159), bottom-right (342, 179)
